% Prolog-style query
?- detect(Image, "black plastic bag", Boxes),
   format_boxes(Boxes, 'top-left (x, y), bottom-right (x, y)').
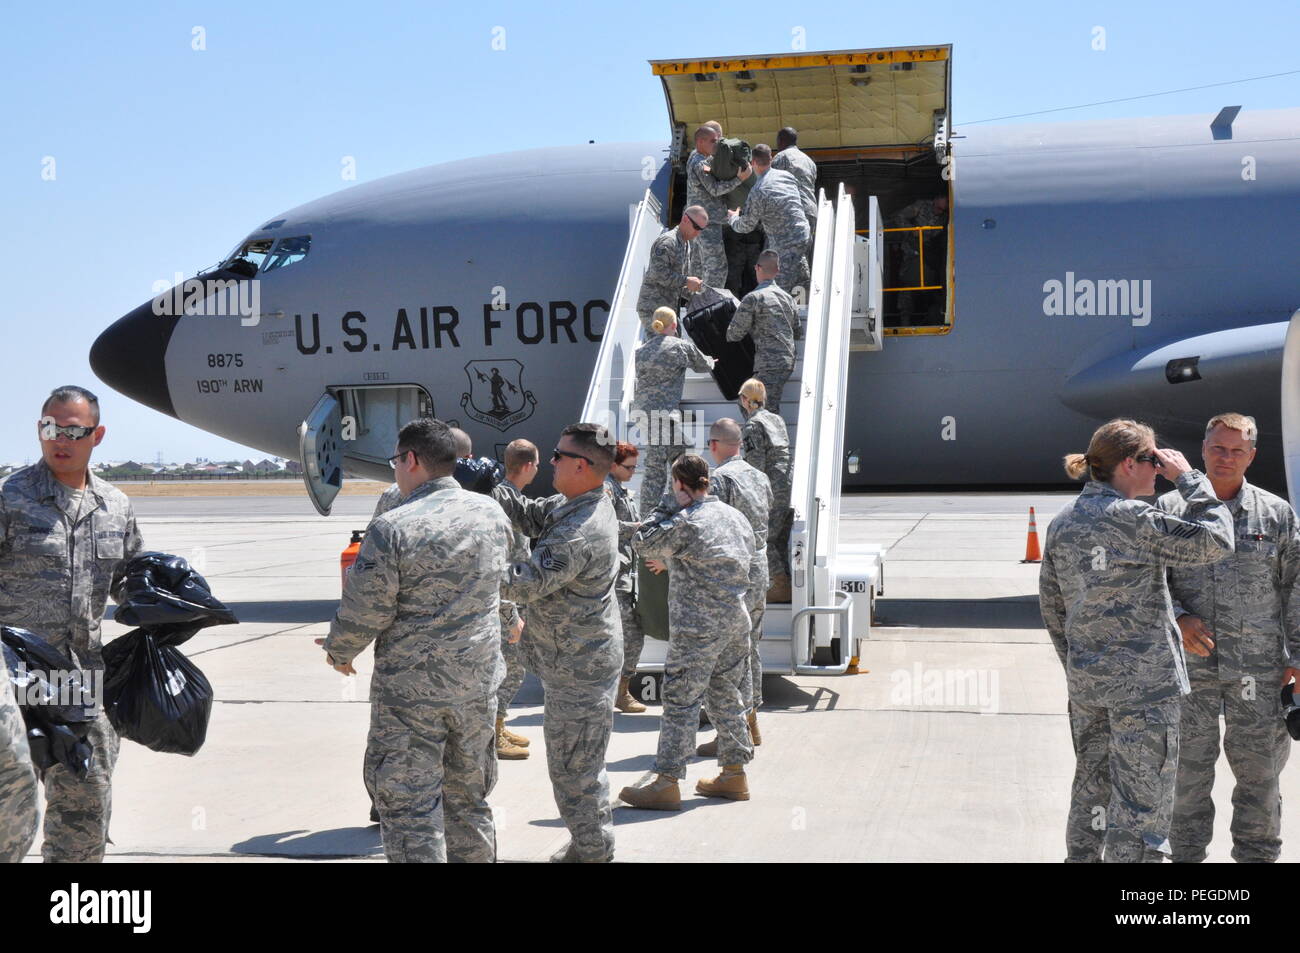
top-left (102, 629), bottom-right (213, 756)
top-left (1, 626), bottom-right (97, 779)
top-left (710, 138), bottom-right (752, 181)
top-left (112, 552), bottom-right (238, 644)
top-left (455, 456), bottom-right (505, 495)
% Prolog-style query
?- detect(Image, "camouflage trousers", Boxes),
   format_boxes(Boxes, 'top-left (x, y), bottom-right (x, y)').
top-left (0, 665), bottom-right (38, 863)
top-left (656, 625), bottom-right (754, 777)
top-left (638, 415), bottom-right (687, 515)
top-left (523, 626), bottom-right (622, 862)
top-left (1170, 668), bottom-right (1291, 863)
top-left (754, 356), bottom-right (793, 415)
top-left (617, 588), bottom-right (645, 679)
top-left (765, 465), bottom-right (793, 580)
top-left (771, 243), bottom-right (809, 298)
top-left (1066, 697), bottom-right (1180, 863)
top-left (365, 695), bottom-right (499, 863)
top-left (746, 591), bottom-right (765, 710)
top-left (696, 225), bottom-right (729, 288)
top-left (41, 709), bottom-right (119, 863)
top-left (497, 635), bottom-right (527, 720)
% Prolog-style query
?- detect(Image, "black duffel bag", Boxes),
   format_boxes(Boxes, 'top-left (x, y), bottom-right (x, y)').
top-left (681, 290), bottom-right (755, 400)
top-left (710, 138), bottom-right (752, 181)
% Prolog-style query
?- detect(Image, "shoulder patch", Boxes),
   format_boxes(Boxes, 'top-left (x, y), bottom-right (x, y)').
top-left (539, 546), bottom-right (570, 573)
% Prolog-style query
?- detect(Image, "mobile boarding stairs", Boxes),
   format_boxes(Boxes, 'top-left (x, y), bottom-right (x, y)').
top-left (581, 186), bottom-right (886, 676)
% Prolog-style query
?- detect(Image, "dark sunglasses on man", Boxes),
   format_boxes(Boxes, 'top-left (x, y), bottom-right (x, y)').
top-left (552, 448), bottom-right (594, 466)
top-left (40, 423), bottom-right (96, 441)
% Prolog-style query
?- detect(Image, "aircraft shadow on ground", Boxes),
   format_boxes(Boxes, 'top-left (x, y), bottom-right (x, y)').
top-left (873, 596), bottom-right (1044, 630)
top-left (231, 827), bottom-right (383, 858)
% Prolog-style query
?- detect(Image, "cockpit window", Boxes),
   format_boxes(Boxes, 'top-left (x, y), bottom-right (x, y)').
top-left (227, 238), bottom-right (273, 274)
top-left (261, 236), bottom-right (311, 273)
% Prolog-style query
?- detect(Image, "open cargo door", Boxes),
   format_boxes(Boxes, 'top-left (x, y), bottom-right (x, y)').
top-left (650, 46), bottom-right (951, 158)
top-left (850, 195), bottom-right (884, 350)
top-left (299, 393), bottom-right (343, 516)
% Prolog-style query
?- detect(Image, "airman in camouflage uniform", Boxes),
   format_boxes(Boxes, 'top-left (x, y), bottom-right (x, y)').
top-left (686, 126), bottom-right (749, 287)
top-left (1156, 415), bottom-right (1300, 863)
top-left (0, 386), bottom-right (143, 863)
top-left (706, 420), bottom-right (772, 747)
top-left (0, 662), bottom-right (38, 863)
top-left (323, 419), bottom-right (515, 863)
top-left (772, 127), bottom-right (818, 239)
top-left (633, 308), bottom-right (715, 508)
top-left (727, 250), bottom-right (800, 413)
top-left (636, 207), bottom-right (709, 330)
top-left (497, 423), bottom-right (623, 862)
top-left (730, 145), bottom-right (810, 297)
top-left (1040, 423), bottom-right (1233, 863)
top-left (490, 477), bottom-right (535, 759)
top-left (621, 455), bottom-right (756, 809)
top-left (740, 380), bottom-right (794, 596)
top-left (606, 444), bottom-right (648, 713)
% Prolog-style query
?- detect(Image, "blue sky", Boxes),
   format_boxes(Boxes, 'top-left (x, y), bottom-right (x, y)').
top-left (1, 0), bottom-right (1296, 464)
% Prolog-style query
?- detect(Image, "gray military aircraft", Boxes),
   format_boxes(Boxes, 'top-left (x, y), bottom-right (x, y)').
top-left (90, 45), bottom-right (1300, 507)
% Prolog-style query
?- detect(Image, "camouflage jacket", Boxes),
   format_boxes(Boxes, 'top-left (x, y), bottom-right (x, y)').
top-left (711, 454), bottom-right (772, 595)
top-left (635, 496), bottom-right (754, 639)
top-left (637, 226), bottom-right (695, 316)
top-left (727, 279), bottom-right (800, 366)
top-left (633, 332), bottom-right (713, 412)
top-left (741, 408), bottom-right (791, 474)
top-left (0, 461), bottom-right (143, 668)
top-left (732, 168), bottom-right (811, 247)
top-left (498, 486), bottom-right (623, 675)
top-left (771, 146), bottom-right (817, 213)
top-left (324, 476), bottom-right (515, 704)
top-left (372, 482), bottom-right (404, 520)
top-left (604, 474), bottom-right (639, 595)
top-left (1039, 472), bottom-right (1234, 707)
top-left (491, 481), bottom-right (536, 627)
top-left (1158, 479), bottom-right (1300, 675)
top-left (686, 150), bottom-right (742, 224)
top-left (891, 198), bottom-right (947, 256)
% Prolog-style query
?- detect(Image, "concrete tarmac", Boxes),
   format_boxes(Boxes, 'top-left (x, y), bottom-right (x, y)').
top-left (21, 489), bottom-right (1299, 862)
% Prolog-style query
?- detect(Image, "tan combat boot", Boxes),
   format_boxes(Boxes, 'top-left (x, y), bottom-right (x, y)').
top-left (766, 573), bottom-right (792, 604)
top-left (747, 710), bottom-right (762, 746)
top-left (695, 765), bottom-right (750, 800)
top-left (495, 717), bottom-right (529, 760)
top-left (499, 718), bottom-right (530, 748)
top-left (614, 676), bottom-right (647, 713)
top-left (618, 774), bottom-right (682, 811)
top-left (696, 736), bottom-right (718, 757)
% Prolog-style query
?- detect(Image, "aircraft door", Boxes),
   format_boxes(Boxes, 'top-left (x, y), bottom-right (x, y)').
top-left (299, 393), bottom-right (344, 516)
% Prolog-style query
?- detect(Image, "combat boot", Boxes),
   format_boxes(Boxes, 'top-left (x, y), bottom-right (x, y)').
top-left (495, 718), bottom-right (529, 760)
top-left (766, 573), bottom-right (792, 604)
top-left (498, 716), bottom-right (530, 748)
top-left (618, 774), bottom-right (682, 811)
top-left (695, 765), bottom-right (750, 801)
top-left (696, 737), bottom-right (717, 757)
top-left (614, 676), bottom-right (647, 713)
top-left (747, 710), bottom-right (762, 746)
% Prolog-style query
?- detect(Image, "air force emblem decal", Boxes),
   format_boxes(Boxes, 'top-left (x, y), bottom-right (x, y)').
top-left (460, 359), bottom-right (536, 431)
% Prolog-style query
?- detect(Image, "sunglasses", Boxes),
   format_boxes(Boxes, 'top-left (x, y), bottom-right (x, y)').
top-left (40, 423), bottom-right (96, 441)
top-left (686, 214), bottom-right (706, 231)
top-left (387, 449), bottom-right (417, 470)
top-left (552, 448), bottom-right (594, 466)
top-left (1134, 453), bottom-right (1164, 469)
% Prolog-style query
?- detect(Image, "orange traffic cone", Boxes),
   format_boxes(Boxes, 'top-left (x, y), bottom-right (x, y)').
top-left (1022, 507), bottom-right (1042, 563)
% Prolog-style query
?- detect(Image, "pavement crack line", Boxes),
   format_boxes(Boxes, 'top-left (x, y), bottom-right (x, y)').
top-left (184, 622), bottom-right (322, 657)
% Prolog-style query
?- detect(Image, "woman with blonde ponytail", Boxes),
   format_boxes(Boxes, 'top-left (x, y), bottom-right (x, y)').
top-left (1040, 418), bottom-right (1234, 862)
top-left (633, 307), bottom-right (714, 503)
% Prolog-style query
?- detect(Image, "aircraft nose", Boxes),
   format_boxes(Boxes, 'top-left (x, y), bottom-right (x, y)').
top-left (90, 297), bottom-right (180, 419)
